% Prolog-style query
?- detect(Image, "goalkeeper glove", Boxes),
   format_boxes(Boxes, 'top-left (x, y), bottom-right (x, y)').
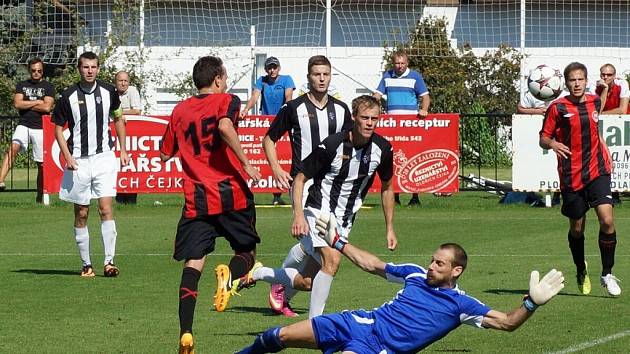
top-left (315, 213), bottom-right (347, 252)
top-left (525, 269), bottom-right (564, 311)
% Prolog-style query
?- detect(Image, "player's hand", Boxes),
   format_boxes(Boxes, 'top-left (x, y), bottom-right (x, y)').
top-left (291, 216), bottom-right (309, 238)
top-left (528, 269), bottom-right (564, 306)
top-left (550, 141), bottom-right (572, 159)
top-left (315, 213), bottom-right (347, 252)
top-left (272, 167), bottom-right (293, 191)
top-left (386, 230), bottom-right (397, 251)
top-left (417, 109), bottom-right (429, 119)
top-left (66, 156), bottom-right (79, 170)
top-left (244, 164), bottom-right (261, 185)
top-left (119, 150), bottom-right (130, 166)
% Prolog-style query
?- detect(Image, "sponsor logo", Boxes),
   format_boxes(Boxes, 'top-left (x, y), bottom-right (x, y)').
top-left (592, 110), bottom-right (599, 122)
top-left (393, 149), bottom-right (459, 193)
top-left (96, 96), bottom-right (102, 105)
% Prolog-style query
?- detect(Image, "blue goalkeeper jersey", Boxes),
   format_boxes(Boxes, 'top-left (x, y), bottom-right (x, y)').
top-left (372, 263), bottom-right (491, 353)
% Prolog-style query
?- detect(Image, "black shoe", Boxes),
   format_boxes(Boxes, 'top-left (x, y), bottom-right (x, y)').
top-left (394, 196), bottom-right (401, 206)
top-left (272, 196), bottom-right (287, 206)
top-left (407, 198), bottom-right (421, 207)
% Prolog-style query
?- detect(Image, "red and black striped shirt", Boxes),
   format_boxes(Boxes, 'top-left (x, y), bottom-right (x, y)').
top-left (540, 93), bottom-right (611, 192)
top-left (161, 93), bottom-right (253, 217)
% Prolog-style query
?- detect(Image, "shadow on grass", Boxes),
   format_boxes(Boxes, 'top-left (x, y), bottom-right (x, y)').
top-left (221, 305), bottom-right (307, 317)
top-left (484, 288), bottom-right (611, 299)
top-left (434, 349), bottom-right (472, 353)
top-left (12, 269), bottom-right (77, 276)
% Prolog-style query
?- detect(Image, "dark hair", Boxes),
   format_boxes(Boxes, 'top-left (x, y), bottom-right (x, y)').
top-left (564, 62), bottom-right (587, 82)
top-left (78, 51), bottom-right (99, 68)
top-left (28, 58), bottom-right (43, 68)
top-left (439, 243), bottom-right (468, 270)
top-left (193, 56), bottom-right (224, 90)
top-left (352, 95), bottom-right (380, 116)
top-left (307, 55), bottom-right (331, 75)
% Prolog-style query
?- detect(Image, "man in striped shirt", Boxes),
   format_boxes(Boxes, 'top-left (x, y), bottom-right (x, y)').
top-left (253, 95), bottom-right (397, 318)
top-left (373, 50), bottom-right (431, 207)
top-left (53, 51), bottom-right (129, 278)
top-left (261, 55), bottom-right (352, 317)
top-left (540, 62), bottom-right (621, 297)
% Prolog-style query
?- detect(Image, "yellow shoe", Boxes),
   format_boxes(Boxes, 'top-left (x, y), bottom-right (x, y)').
top-left (214, 264), bottom-right (231, 312)
top-left (231, 261), bottom-right (263, 296)
top-left (179, 332), bottom-right (195, 354)
top-left (577, 262), bottom-right (591, 295)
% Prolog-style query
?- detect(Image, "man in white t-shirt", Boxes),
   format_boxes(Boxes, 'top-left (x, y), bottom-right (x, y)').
top-left (115, 70), bottom-right (142, 204)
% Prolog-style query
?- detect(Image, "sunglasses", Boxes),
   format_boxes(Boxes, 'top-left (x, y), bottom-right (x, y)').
top-left (31, 69), bottom-right (43, 73)
top-left (600, 73), bottom-right (614, 77)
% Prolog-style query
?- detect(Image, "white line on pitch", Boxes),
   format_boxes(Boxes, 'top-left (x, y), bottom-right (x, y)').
top-left (546, 330), bottom-right (630, 354)
top-left (1, 253), bottom-right (630, 257)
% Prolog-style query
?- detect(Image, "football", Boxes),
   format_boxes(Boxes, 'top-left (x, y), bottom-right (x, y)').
top-left (527, 65), bottom-right (563, 101)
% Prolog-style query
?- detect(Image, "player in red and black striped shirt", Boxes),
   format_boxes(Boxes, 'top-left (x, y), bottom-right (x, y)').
top-left (540, 62), bottom-right (621, 297)
top-left (160, 56), bottom-right (263, 353)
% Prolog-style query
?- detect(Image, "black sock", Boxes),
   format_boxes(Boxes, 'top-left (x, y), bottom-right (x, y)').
top-left (567, 232), bottom-right (586, 273)
top-left (229, 252), bottom-right (254, 280)
top-left (598, 230), bottom-right (617, 276)
top-left (179, 267), bottom-right (201, 336)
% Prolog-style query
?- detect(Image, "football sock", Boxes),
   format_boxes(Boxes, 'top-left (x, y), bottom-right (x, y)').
top-left (179, 267), bottom-right (201, 336)
top-left (309, 271), bottom-right (333, 318)
top-left (282, 243), bottom-right (306, 268)
top-left (230, 252), bottom-right (254, 280)
top-left (598, 230), bottom-right (617, 276)
top-left (75, 227), bottom-right (91, 266)
top-left (284, 286), bottom-right (298, 302)
top-left (254, 266), bottom-right (298, 289)
top-left (101, 220), bottom-right (117, 265)
top-left (567, 232), bottom-right (586, 273)
top-left (239, 327), bottom-right (284, 354)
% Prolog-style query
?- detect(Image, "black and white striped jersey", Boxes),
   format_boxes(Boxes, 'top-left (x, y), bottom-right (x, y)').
top-left (53, 80), bottom-right (121, 157)
top-left (302, 130), bottom-right (393, 229)
top-left (266, 94), bottom-right (352, 177)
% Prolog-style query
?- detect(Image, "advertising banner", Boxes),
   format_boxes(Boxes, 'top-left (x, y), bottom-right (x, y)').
top-left (43, 114), bottom-right (459, 194)
top-left (512, 114), bottom-right (630, 191)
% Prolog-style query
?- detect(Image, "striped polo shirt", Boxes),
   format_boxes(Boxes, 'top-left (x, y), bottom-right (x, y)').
top-left (376, 68), bottom-right (429, 114)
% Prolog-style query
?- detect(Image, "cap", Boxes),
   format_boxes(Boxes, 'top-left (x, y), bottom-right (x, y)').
top-left (264, 56), bottom-right (280, 69)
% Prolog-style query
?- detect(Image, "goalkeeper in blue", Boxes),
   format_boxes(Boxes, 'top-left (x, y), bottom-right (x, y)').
top-left (236, 214), bottom-right (565, 354)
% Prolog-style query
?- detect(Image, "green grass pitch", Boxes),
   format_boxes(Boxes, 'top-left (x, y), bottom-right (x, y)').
top-left (1, 191), bottom-right (628, 353)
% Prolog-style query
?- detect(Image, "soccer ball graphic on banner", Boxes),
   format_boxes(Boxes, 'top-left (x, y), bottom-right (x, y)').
top-left (527, 65), bottom-right (563, 101)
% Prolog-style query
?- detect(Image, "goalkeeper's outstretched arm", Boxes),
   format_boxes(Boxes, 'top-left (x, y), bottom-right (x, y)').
top-left (341, 243), bottom-right (388, 279)
top-left (481, 269), bottom-right (564, 332)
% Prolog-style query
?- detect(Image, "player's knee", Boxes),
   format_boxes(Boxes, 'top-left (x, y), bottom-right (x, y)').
top-left (599, 216), bottom-right (615, 232)
top-left (98, 205), bottom-right (113, 219)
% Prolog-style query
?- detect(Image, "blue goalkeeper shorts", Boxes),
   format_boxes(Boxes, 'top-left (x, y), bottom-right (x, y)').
top-left (311, 310), bottom-right (388, 354)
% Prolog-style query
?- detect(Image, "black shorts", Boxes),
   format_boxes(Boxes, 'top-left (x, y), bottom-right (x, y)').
top-left (561, 175), bottom-right (613, 220)
top-left (173, 204), bottom-right (260, 261)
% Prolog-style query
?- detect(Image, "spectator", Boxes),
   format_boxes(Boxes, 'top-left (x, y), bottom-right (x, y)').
top-left (595, 63), bottom-right (628, 205)
top-left (114, 70), bottom-right (142, 204)
top-left (540, 62), bottom-right (621, 297)
top-left (53, 51), bottom-right (129, 278)
top-left (373, 50), bottom-right (431, 206)
top-left (241, 56), bottom-right (295, 206)
top-left (0, 58), bottom-right (54, 203)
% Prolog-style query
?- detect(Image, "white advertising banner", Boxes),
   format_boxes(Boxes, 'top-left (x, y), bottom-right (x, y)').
top-left (512, 114), bottom-right (630, 192)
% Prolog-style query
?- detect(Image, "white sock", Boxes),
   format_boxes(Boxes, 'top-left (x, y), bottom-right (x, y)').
top-left (282, 243), bottom-right (306, 268)
top-left (101, 220), bottom-right (117, 265)
top-left (309, 271), bottom-right (333, 318)
top-left (74, 227), bottom-right (91, 266)
top-left (253, 266), bottom-right (298, 288)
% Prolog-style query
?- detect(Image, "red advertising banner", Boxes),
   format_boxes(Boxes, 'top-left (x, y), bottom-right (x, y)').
top-left (43, 114), bottom-right (459, 194)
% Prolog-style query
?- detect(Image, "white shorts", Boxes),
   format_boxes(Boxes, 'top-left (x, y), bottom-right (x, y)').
top-left (12, 125), bottom-right (43, 162)
top-left (59, 151), bottom-right (118, 205)
top-left (299, 207), bottom-right (352, 262)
